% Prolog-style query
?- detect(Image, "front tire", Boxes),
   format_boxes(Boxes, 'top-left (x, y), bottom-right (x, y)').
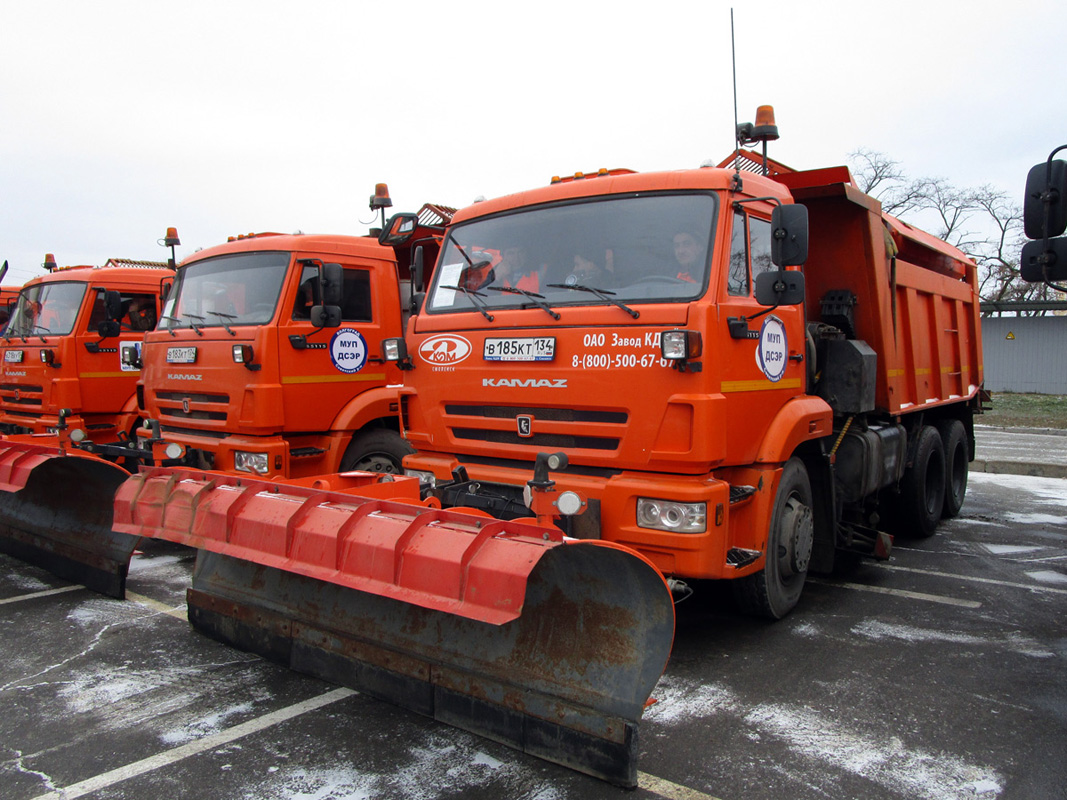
top-left (339, 429), bottom-right (414, 474)
top-left (734, 458), bottom-right (814, 620)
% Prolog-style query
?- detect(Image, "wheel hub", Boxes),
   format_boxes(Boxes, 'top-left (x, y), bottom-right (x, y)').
top-left (779, 496), bottom-right (814, 577)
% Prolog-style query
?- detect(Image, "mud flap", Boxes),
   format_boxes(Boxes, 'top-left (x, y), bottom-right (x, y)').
top-left (114, 469), bottom-right (675, 785)
top-left (0, 442), bottom-right (135, 597)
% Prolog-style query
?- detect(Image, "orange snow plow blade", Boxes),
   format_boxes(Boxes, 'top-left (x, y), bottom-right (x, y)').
top-left (0, 440), bottom-right (134, 597)
top-left (114, 468), bottom-right (675, 786)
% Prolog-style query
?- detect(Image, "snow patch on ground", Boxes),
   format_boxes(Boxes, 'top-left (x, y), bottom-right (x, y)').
top-left (852, 620), bottom-right (1054, 658)
top-left (1025, 570), bottom-right (1067, 585)
top-left (745, 703), bottom-right (1002, 800)
top-left (160, 701), bottom-right (255, 745)
top-left (645, 675), bottom-right (741, 724)
top-left (240, 731), bottom-right (559, 800)
top-left (981, 544), bottom-right (1042, 555)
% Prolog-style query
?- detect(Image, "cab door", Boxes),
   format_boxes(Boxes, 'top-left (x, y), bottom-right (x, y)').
top-left (716, 206), bottom-right (807, 465)
top-left (278, 261), bottom-right (391, 432)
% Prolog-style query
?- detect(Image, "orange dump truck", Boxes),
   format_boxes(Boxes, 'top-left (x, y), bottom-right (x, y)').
top-left (384, 145), bottom-right (984, 619)
top-left (0, 256), bottom-right (172, 441)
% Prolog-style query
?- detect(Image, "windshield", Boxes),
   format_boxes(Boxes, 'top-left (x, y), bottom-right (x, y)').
top-left (5, 281), bottom-right (87, 338)
top-left (427, 193), bottom-right (716, 314)
top-left (162, 252), bottom-right (290, 331)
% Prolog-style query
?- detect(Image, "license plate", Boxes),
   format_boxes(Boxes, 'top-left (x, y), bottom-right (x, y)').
top-left (483, 337), bottom-right (555, 361)
top-left (167, 346), bottom-right (198, 364)
top-left (4, 350), bottom-right (23, 363)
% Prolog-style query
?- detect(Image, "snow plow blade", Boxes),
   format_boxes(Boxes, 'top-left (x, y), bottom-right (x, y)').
top-left (0, 440), bottom-right (134, 597)
top-left (114, 468), bottom-right (675, 786)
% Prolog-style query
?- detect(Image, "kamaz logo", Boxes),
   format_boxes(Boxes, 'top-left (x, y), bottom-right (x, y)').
top-left (482, 378), bottom-right (567, 388)
top-left (167, 373), bottom-right (203, 381)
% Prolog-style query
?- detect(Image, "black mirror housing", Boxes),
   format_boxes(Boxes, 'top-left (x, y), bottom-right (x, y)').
top-left (103, 289), bottom-right (124, 321)
top-left (1024, 160), bottom-right (1067, 240)
top-left (97, 320), bottom-right (121, 338)
top-left (771, 204), bottom-right (809, 267)
top-left (310, 305), bottom-right (342, 328)
top-left (378, 213), bottom-right (420, 247)
top-left (321, 263), bottom-right (343, 306)
top-left (1021, 237), bottom-right (1067, 282)
top-left (754, 269), bottom-right (806, 306)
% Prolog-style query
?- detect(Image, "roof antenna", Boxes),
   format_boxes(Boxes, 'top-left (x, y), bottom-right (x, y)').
top-left (730, 8), bottom-right (743, 192)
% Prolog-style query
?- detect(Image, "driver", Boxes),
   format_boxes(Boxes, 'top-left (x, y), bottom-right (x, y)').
top-left (673, 231), bottom-right (703, 282)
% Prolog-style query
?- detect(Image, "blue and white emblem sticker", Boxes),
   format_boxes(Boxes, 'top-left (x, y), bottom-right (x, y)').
top-left (756, 315), bottom-right (787, 382)
top-left (329, 328), bottom-right (368, 374)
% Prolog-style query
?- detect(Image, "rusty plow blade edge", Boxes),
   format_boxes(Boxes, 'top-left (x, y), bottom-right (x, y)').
top-left (0, 442), bottom-right (135, 597)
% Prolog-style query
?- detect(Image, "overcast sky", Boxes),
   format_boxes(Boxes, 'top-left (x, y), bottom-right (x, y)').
top-left (1, 0), bottom-right (1063, 285)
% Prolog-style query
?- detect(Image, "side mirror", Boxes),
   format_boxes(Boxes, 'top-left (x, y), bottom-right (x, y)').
top-left (1024, 159), bottom-right (1067, 240)
top-left (771, 204), bottom-right (808, 267)
top-left (378, 213), bottom-right (420, 247)
top-left (310, 305), bottom-right (341, 328)
top-left (1021, 237), bottom-right (1067, 282)
top-left (755, 269), bottom-right (805, 307)
top-left (321, 262), bottom-right (343, 306)
top-left (161, 277), bottom-right (173, 304)
top-left (103, 289), bottom-right (124, 321)
top-left (97, 320), bottom-right (121, 338)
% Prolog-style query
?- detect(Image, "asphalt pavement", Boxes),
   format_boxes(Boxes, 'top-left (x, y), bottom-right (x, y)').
top-left (0, 427), bottom-right (1064, 800)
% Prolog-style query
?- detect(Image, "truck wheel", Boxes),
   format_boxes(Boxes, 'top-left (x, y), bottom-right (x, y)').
top-left (339, 429), bottom-right (414, 474)
top-left (897, 425), bottom-right (945, 538)
top-left (937, 419), bottom-right (968, 519)
top-left (733, 458), bottom-right (814, 620)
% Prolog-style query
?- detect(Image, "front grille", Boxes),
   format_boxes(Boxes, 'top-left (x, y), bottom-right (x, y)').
top-left (452, 428), bottom-right (619, 450)
top-left (445, 405), bottom-right (628, 424)
top-left (155, 391), bottom-right (229, 404)
top-left (1, 383), bottom-right (44, 393)
top-left (158, 408), bottom-right (228, 422)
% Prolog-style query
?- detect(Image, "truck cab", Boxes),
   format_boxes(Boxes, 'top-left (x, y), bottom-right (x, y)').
top-left (137, 221), bottom-right (447, 479)
top-left (0, 260), bottom-right (172, 440)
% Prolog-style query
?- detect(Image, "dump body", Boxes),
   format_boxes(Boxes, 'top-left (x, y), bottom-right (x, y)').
top-left (137, 232), bottom-right (429, 479)
top-left (396, 156), bottom-right (982, 609)
top-left (0, 262), bottom-right (172, 440)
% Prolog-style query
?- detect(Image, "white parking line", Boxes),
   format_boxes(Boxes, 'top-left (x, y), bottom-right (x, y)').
top-left (640, 770), bottom-right (725, 800)
top-left (808, 578), bottom-right (982, 608)
top-left (29, 688), bottom-right (356, 800)
top-left (126, 590), bottom-right (188, 619)
top-left (875, 563), bottom-right (1067, 595)
top-left (0, 585), bottom-right (82, 605)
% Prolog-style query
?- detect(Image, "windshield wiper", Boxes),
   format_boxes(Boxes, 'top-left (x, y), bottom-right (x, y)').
top-left (207, 311), bottom-right (237, 336)
top-left (546, 283), bottom-right (639, 319)
top-left (447, 233), bottom-right (492, 273)
top-left (30, 324), bottom-right (52, 343)
top-left (183, 313), bottom-right (205, 336)
top-left (440, 285), bottom-right (494, 321)
top-left (488, 286), bottom-right (560, 320)
top-left (160, 314), bottom-right (181, 336)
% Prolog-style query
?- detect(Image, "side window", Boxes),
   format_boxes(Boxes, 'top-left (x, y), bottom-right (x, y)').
top-left (340, 269), bottom-right (372, 322)
top-left (291, 267), bottom-right (373, 323)
top-left (749, 217), bottom-right (773, 281)
top-left (726, 212), bottom-right (774, 297)
top-left (728, 211), bottom-right (749, 296)
top-left (85, 291), bottom-right (158, 332)
top-left (292, 265), bottom-right (318, 320)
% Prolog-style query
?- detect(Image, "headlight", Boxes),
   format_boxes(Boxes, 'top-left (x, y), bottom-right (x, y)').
top-left (661, 329), bottom-right (702, 361)
top-left (382, 337), bottom-right (408, 362)
top-left (637, 498), bottom-right (707, 533)
top-left (234, 451), bottom-right (269, 474)
top-left (404, 468), bottom-right (436, 489)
